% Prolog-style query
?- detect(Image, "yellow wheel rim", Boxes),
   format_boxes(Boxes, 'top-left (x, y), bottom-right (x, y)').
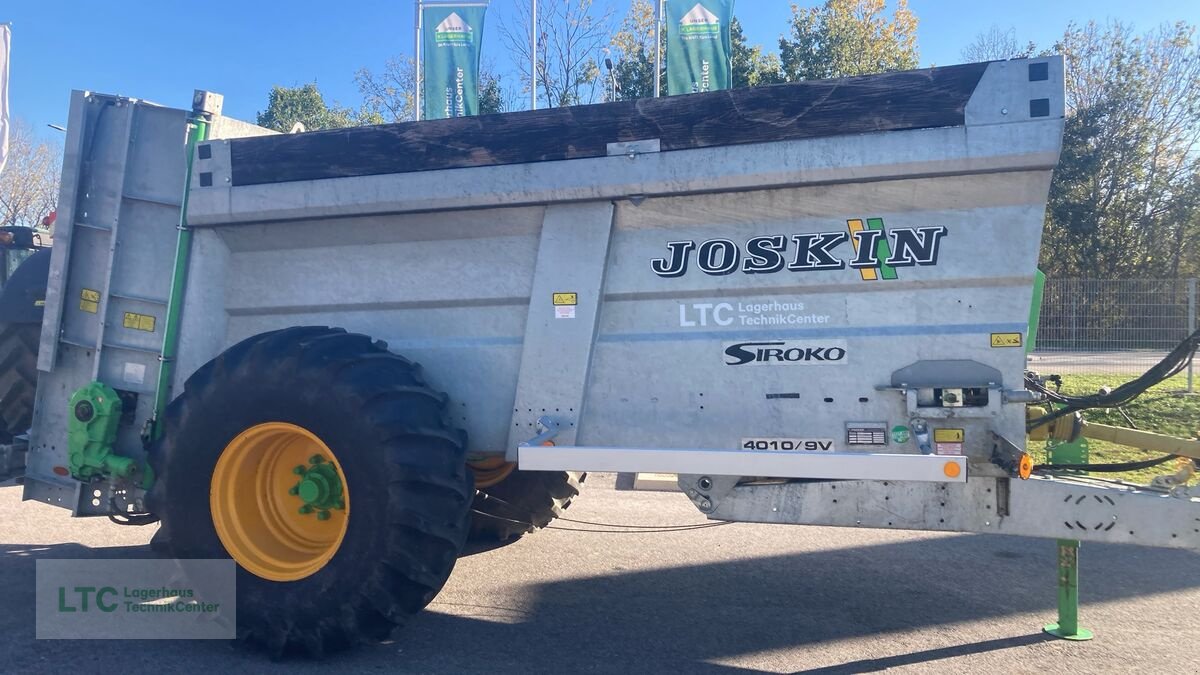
top-left (211, 422), bottom-right (350, 582)
top-left (469, 455), bottom-right (517, 489)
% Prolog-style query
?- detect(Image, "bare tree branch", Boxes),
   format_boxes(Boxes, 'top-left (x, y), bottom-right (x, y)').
top-left (0, 120), bottom-right (60, 231)
top-left (499, 0), bottom-right (614, 108)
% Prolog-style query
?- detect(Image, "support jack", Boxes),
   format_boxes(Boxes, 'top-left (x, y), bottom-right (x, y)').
top-left (1043, 539), bottom-right (1094, 641)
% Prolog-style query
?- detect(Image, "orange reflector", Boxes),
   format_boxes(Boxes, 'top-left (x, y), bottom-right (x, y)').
top-left (943, 461), bottom-right (961, 479)
top-left (52, 466), bottom-right (69, 476)
top-left (1018, 453), bottom-right (1033, 480)
top-left (541, 441), bottom-right (555, 447)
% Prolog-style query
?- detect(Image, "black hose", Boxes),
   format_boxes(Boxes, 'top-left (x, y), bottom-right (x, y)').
top-left (1033, 454), bottom-right (1178, 473)
top-left (1026, 327), bottom-right (1200, 431)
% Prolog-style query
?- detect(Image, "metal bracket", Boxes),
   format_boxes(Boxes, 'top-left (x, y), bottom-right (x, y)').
top-left (0, 436), bottom-right (27, 482)
top-left (678, 474), bottom-right (740, 514)
top-left (606, 139), bottom-right (661, 157)
top-left (990, 431), bottom-right (1028, 477)
top-left (520, 416), bottom-right (562, 448)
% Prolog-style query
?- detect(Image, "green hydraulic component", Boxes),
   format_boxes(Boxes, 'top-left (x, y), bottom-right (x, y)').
top-left (1027, 269), bottom-right (1045, 355)
top-left (1045, 436), bottom-right (1089, 466)
top-left (289, 454), bottom-right (346, 521)
top-left (1044, 539), bottom-right (1094, 641)
top-left (149, 109), bottom-right (210, 443)
top-left (67, 382), bottom-right (148, 487)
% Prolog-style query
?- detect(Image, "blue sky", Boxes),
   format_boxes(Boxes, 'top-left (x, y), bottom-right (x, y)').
top-left (3, 0), bottom-right (1199, 137)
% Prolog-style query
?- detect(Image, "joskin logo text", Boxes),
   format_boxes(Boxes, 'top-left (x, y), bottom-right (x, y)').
top-left (650, 219), bottom-right (946, 279)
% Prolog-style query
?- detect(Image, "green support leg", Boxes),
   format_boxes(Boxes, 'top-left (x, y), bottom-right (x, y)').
top-left (1043, 539), bottom-right (1094, 640)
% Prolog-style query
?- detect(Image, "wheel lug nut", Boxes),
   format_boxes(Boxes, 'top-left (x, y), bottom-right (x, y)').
top-left (293, 465), bottom-right (307, 475)
top-left (309, 455), bottom-right (325, 465)
top-left (288, 485), bottom-right (299, 496)
top-left (317, 510), bottom-right (331, 521)
top-left (299, 505), bottom-right (314, 515)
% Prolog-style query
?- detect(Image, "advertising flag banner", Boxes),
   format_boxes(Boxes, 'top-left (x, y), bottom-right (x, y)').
top-left (665, 0), bottom-right (734, 96)
top-left (422, 3), bottom-right (488, 120)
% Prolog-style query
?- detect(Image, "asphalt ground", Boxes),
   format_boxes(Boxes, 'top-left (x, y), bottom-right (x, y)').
top-left (2, 474), bottom-right (1199, 674)
top-left (1029, 350), bottom-right (1195, 377)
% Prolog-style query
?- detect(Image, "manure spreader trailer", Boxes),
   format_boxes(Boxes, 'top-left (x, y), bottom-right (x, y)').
top-left (2, 56), bottom-right (1199, 656)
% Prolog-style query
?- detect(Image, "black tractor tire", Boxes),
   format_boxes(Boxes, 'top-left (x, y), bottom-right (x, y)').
top-left (0, 323), bottom-right (40, 441)
top-left (147, 326), bottom-right (472, 657)
top-left (470, 470), bottom-right (586, 541)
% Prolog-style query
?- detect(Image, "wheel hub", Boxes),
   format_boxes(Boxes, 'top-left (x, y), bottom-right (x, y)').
top-left (290, 455), bottom-right (346, 520)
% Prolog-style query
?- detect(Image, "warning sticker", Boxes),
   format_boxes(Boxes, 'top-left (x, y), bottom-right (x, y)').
top-left (123, 312), bottom-right (157, 332)
top-left (555, 306), bottom-right (576, 319)
top-left (934, 428), bottom-right (964, 455)
top-left (933, 428), bottom-right (964, 443)
top-left (552, 293), bottom-right (578, 306)
top-left (990, 332), bottom-right (1022, 348)
top-left (79, 288), bottom-right (100, 314)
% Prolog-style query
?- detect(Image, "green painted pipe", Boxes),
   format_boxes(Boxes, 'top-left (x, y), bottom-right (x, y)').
top-left (150, 115), bottom-right (209, 440)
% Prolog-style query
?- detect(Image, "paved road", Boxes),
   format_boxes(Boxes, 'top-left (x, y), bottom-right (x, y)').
top-left (1029, 350), bottom-right (1195, 378)
top-left (3, 475), bottom-right (1200, 673)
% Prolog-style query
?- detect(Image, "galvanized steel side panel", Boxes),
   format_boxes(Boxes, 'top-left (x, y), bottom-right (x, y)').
top-left (27, 96), bottom-right (190, 512)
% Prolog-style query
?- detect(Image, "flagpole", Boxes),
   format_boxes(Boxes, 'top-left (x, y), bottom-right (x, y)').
top-left (530, 0), bottom-right (538, 110)
top-left (414, 1), bottom-right (422, 121)
top-left (653, 0), bottom-right (663, 98)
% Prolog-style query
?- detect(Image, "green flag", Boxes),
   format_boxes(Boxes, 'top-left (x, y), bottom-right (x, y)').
top-left (665, 0), bottom-right (734, 95)
top-left (422, 3), bottom-right (487, 120)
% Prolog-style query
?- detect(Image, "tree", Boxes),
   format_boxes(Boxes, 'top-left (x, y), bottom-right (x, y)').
top-left (732, 18), bottom-right (785, 88)
top-left (356, 57), bottom-right (509, 121)
top-left (779, 0), bottom-right (919, 82)
top-left (609, 0), bottom-right (661, 100)
top-left (500, 0), bottom-right (614, 108)
top-left (1041, 21), bottom-right (1200, 279)
top-left (961, 25), bottom-right (1038, 62)
top-left (478, 68), bottom-right (510, 114)
top-left (0, 119), bottom-right (60, 231)
top-left (255, 83), bottom-right (363, 132)
top-left (355, 57), bottom-right (417, 123)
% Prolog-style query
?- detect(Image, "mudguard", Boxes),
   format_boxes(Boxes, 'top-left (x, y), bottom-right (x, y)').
top-left (0, 249), bottom-right (51, 325)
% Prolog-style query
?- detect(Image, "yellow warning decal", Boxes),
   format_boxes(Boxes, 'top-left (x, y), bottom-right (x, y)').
top-left (122, 312), bottom-right (157, 332)
top-left (34, 300), bottom-right (45, 307)
top-left (552, 293), bottom-right (578, 306)
top-left (933, 428), bottom-right (964, 443)
top-left (79, 288), bottom-right (100, 314)
top-left (990, 332), bottom-right (1022, 348)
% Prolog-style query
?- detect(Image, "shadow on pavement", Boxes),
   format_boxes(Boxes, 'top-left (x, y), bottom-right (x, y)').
top-left (796, 632), bottom-right (1056, 673)
top-left (398, 534), bottom-right (1200, 672)
top-left (1, 533), bottom-right (1197, 671)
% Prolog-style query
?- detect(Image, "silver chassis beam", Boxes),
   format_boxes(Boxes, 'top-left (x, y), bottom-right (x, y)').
top-left (681, 474), bottom-right (1200, 551)
top-left (518, 445), bottom-right (967, 483)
